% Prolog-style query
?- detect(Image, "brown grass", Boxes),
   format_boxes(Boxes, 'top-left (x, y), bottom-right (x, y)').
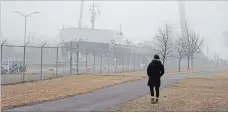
top-left (166, 69), bottom-right (201, 75)
top-left (96, 71), bottom-right (147, 77)
top-left (107, 71), bottom-right (228, 112)
top-left (1, 74), bottom-right (144, 110)
top-left (1, 68), bottom-right (203, 85)
top-left (95, 69), bottom-right (202, 77)
top-left (0, 68), bottom-right (213, 110)
top-left (1, 72), bottom-right (62, 85)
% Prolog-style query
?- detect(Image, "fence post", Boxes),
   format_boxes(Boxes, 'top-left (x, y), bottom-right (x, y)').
top-left (7, 57), bottom-right (10, 73)
top-left (85, 49), bottom-right (88, 72)
top-left (111, 49), bottom-right (114, 73)
top-left (127, 54), bottom-right (129, 72)
top-left (100, 51), bottom-right (102, 74)
top-left (108, 50), bottom-right (110, 74)
top-left (17, 59), bottom-right (20, 73)
top-left (22, 41), bottom-right (29, 82)
top-left (0, 40), bottom-right (6, 65)
top-left (1, 40), bottom-right (6, 78)
top-left (93, 51), bottom-right (96, 74)
top-left (40, 42), bottom-right (46, 80)
top-left (122, 53), bottom-right (124, 73)
top-left (76, 41), bottom-right (80, 75)
top-left (138, 53), bottom-right (141, 71)
top-left (129, 45), bottom-right (132, 72)
top-left (69, 41), bottom-right (73, 75)
top-left (56, 43), bottom-right (61, 77)
top-left (134, 52), bottom-right (136, 71)
top-left (114, 58), bottom-right (117, 73)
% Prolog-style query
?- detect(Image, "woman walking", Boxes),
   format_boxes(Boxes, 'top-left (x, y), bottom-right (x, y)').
top-left (147, 54), bottom-right (164, 104)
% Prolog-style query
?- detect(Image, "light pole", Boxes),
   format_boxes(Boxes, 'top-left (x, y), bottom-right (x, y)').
top-left (13, 11), bottom-right (39, 45)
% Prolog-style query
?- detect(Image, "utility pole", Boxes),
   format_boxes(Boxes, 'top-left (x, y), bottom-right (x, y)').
top-left (78, 0), bottom-right (84, 28)
top-left (89, 2), bottom-right (100, 29)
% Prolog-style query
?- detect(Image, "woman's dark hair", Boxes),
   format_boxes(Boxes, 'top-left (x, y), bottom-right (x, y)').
top-left (154, 54), bottom-right (160, 59)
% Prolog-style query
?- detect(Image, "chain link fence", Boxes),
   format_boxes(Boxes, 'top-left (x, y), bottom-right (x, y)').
top-left (1, 40), bottom-right (223, 85)
top-left (1, 40), bottom-right (154, 85)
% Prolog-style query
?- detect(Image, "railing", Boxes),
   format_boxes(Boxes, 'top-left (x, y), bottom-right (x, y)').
top-left (1, 57), bottom-right (23, 73)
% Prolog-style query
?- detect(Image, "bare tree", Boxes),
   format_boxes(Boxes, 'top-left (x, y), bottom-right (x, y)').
top-left (172, 39), bottom-right (185, 71)
top-left (153, 24), bottom-right (173, 67)
top-left (179, 28), bottom-right (203, 70)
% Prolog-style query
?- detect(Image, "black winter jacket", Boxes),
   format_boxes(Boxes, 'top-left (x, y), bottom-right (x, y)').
top-left (147, 59), bottom-right (164, 86)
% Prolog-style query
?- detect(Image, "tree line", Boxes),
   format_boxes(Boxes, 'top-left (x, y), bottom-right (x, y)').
top-left (153, 24), bottom-right (204, 71)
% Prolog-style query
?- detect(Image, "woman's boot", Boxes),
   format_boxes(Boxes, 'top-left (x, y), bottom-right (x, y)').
top-left (151, 97), bottom-right (155, 104)
top-left (153, 97), bottom-right (159, 104)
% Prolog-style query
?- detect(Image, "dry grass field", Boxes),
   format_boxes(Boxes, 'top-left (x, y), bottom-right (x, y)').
top-left (107, 71), bottom-right (228, 112)
top-left (1, 74), bottom-right (144, 110)
top-left (0, 68), bottom-right (209, 110)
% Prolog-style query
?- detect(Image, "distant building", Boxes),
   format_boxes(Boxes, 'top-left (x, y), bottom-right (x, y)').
top-left (59, 28), bottom-right (152, 66)
top-left (60, 28), bottom-right (125, 45)
top-left (136, 40), bottom-right (153, 48)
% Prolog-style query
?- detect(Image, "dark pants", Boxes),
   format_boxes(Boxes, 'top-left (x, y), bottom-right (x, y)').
top-left (149, 85), bottom-right (160, 98)
top-left (148, 79), bottom-right (160, 98)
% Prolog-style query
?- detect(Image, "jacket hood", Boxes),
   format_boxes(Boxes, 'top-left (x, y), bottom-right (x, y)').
top-left (151, 59), bottom-right (162, 64)
top-left (153, 59), bottom-right (161, 61)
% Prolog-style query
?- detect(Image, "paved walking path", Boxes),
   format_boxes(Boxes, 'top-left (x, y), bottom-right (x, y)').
top-left (4, 69), bottom-right (225, 112)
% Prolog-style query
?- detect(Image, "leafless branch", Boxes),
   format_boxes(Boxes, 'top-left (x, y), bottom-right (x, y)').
top-left (153, 24), bottom-right (173, 65)
top-left (179, 27), bottom-right (204, 69)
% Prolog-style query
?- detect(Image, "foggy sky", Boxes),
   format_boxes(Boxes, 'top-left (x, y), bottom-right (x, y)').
top-left (1, 1), bottom-right (228, 60)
